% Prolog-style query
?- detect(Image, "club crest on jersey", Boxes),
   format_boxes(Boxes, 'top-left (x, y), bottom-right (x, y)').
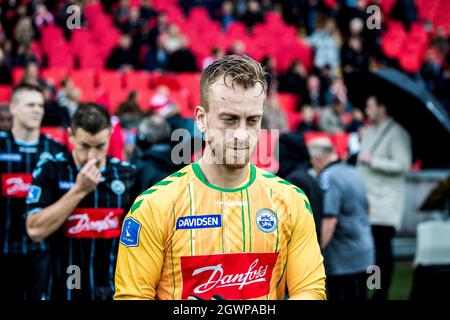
top-left (120, 217), bottom-right (141, 247)
top-left (176, 214), bottom-right (222, 230)
top-left (256, 209), bottom-right (277, 233)
top-left (111, 179), bottom-right (126, 195)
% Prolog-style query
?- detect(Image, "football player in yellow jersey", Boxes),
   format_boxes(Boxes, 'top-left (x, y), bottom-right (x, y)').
top-left (114, 55), bottom-right (326, 300)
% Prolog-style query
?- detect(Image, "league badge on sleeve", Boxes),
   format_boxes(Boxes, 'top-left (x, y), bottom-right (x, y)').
top-left (120, 217), bottom-right (141, 247)
top-left (26, 185), bottom-right (42, 204)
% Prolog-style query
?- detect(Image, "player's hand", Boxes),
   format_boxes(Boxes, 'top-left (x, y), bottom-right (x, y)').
top-left (187, 295), bottom-right (227, 300)
top-left (75, 159), bottom-right (101, 194)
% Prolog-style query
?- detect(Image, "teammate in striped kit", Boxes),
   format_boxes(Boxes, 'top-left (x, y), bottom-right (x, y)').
top-left (0, 84), bottom-right (66, 300)
top-left (25, 103), bottom-right (137, 300)
top-left (114, 55), bottom-right (326, 300)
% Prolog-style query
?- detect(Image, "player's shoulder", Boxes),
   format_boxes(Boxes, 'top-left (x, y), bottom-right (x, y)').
top-left (108, 157), bottom-right (137, 174)
top-left (43, 135), bottom-right (67, 151)
top-left (32, 152), bottom-right (68, 180)
top-left (0, 130), bottom-right (10, 144)
top-left (255, 166), bottom-right (312, 212)
top-left (132, 164), bottom-right (194, 209)
top-left (255, 166), bottom-right (307, 198)
top-left (0, 130), bottom-right (9, 139)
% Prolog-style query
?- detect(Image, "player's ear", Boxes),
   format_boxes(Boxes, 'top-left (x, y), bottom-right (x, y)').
top-left (194, 105), bottom-right (207, 133)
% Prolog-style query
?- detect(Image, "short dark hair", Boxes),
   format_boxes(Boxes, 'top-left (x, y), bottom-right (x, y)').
top-left (11, 83), bottom-right (44, 102)
top-left (200, 55), bottom-right (268, 112)
top-left (71, 103), bottom-right (112, 134)
top-left (368, 95), bottom-right (390, 115)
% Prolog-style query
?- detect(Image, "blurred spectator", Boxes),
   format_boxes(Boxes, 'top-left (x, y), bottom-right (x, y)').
top-left (14, 44), bottom-right (38, 67)
top-left (346, 108), bottom-right (365, 133)
top-left (279, 60), bottom-right (307, 94)
top-left (0, 104), bottom-right (12, 131)
top-left (261, 84), bottom-right (288, 132)
top-left (318, 97), bottom-right (346, 133)
top-left (202, 47), bottom-right (225, 70)
top-left (131, 114), bottom-right (178, 191)
top-left (56, 77), bottom-right (81, 118)
top-left (167, 36), bottom-right (198, 72)
top-left (227, 39), bottom-right (246, 55)
top-left (307, 17), bottom-right (341, 74)
top-left (145, 34), bottom-right (169, 71)
top-left (147, 85), bottom-right (179, 119)
top-left (219, 1), bottom-right (235, 31)
top-left (261, 55), bottom-right (278, 85)
top-left (357, 95), bottom-right (412, 301)
top-left (106, 33), bottom-right (135, 70)
top-left (420, 49), bottom-right (442, 94)
top-left (14, 17), bottom-right (34, 49)
top-left (349, 17), bottom-right (364, 37)
top-left (139, 0), bottom-right (157, 21)
top-left (21, 62), bottom-right (50, 89)
top-left (319, 64), bottom-right (333, 97)
top-left (296, 105), bottom-right (318, 132)
top-left (163, 24), bottom-right (184, 54)
top-left (33, 3), bottom-right (54, 29)
top-left (308, 136), bottom-right (374, 301)
top-left (391, 0), bottom-right (418, 30)
top-left (346, 108), bottom-right (365, 166)
top-left (341, 36), bottom-right (369, 74)
top-left (430, 27), bottom-right (449, 59)
top-left (282, 133), bottom-right (323, 240)
top-left (327, 78), bottom-right (349, 107)
top-left (234, 0), bottom-right (248, 21)
top-left (114, 0), bottom-right (131, 28)
top-left (302, 74), bottom-right (326, 108)
top-left (120, 6), bottom-right (144, 35)
top-left (0, 48), bottom-right (12, 84)
top-left (115, 90), bottom-right (144, 129)
top-left (148, 11), bottom-right (170, 47)
top-left (241, 0), bottom-right (264, 29)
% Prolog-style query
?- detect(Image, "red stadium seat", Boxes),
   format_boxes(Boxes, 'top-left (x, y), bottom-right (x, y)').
top-left (152, 73), bottom-right (181, 91)
top-left (125, 71), bottom-right (151, 90)
top-left (0, 85), bottom-right (12, 103)
top-left (98, 71), bottom-right (124, 91)
top-left (69, 69), bottom-right (97, 92)
top-left (136, 89), bottom-right (154, 111)
top-left (12, 68), bottom-right (25, 85)
top-left (40, 126), bottom-right (69, 146)
top-left (41, 68), bottom-right (69, 87)
top-left (107, 89), bottom-right (129, 113)
top-left (277, 93), bottom-right (299, 113)
top-left (176, 73), bottom-right (201, 108)
top-left (399, 52), bottom-right (421, 73)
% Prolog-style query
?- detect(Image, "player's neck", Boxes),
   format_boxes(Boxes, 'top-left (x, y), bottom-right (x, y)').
top-left (11, 125), bottom-right (40, 143)
top-left (198, 156), bottom-right (249, 190)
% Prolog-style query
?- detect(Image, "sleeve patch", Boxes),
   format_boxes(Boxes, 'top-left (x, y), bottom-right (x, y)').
top-left (26, 185), bottom-right (42, 204)
top-left (120, 218), bottom-right (141, 247)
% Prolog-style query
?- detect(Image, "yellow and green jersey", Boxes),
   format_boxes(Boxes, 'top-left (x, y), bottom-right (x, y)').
top-left (114, 162), bottom-right (326, 300)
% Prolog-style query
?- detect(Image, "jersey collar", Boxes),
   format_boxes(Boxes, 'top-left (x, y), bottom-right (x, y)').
top-left (192, 162), bottom-right (256, 193)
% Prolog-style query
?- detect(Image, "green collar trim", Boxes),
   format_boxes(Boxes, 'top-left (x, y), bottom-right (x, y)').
top-left (192, 162), bottom-right (256, 193)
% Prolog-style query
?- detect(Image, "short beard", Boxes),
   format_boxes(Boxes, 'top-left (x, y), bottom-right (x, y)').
top-left (207, 135), bottom-right (250, 167)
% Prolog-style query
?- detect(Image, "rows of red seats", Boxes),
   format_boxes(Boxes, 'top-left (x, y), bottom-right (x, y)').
top-left (5, 68), bottom-right (308, 124)
top-left (8, 68), bottom-right (202, 116)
